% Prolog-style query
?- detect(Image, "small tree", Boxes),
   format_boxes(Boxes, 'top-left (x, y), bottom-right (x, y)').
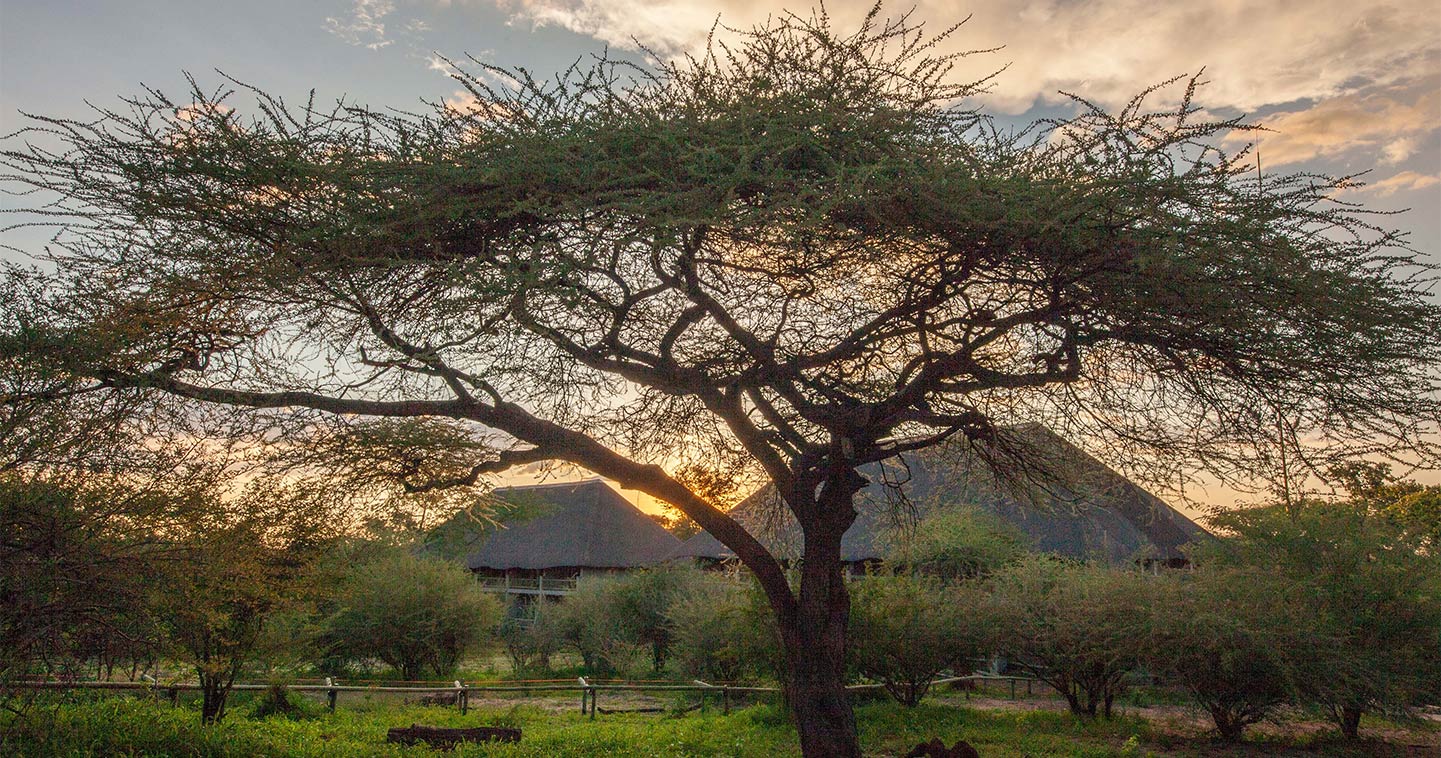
top-left (498, 599), bottom-right (560, 676)
top-left (0, 475), bottom-right (166, 683)
top-left (1205, 483), bottom-right (1441, 739)
top-left (608, 565), bottom-right (703, 672)
top-left (327, 550), bottom-right (501, 680)
top-left (1147, 568), bottom-right (1311, 742)
top-left (669, 573), bottom-right (781, 684)
top-left (885, 507), bottom-right (1026, 581)
top-left (987, 557), bottom-right (1151, 718)
top-left (847, 574), bottom-right (985, 706)
top-left (549, 575), bottom-right (644, 677)
top-left (155, 513), bottom-right (306, 724)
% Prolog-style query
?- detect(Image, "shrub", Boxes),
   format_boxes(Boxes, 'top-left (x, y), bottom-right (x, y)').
top-left (1205, 494), bottom-right (1441, 738)
top-left (885, 506), bottom-right (1027, 580)
top-left (499, 599), bottom-right (560, 676)
top-left (326, 550), bottom-right (501, 680)
top-left (606, 565), bottom-right (704, 672)
top-left (847, 574), bottom-right (986, 706)
top-left (1147, 568), bottom-right (1311, 742)
top-left (986, 557), bottom-right (1153, 718)
top-left (669, 574), bottom-right (779, 684)
top-left (549, 575), bottom-right (644, 677)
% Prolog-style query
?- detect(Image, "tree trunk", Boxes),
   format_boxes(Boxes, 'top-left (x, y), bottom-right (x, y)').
top-left (773, 481), bottom-right (862, 758)
top-left (778, 587), bottom-right (859, 758)
top-left (1338, 704), bottom-right (1363, 739)
top-left (1209, 706), bottom-right (1246, 742)
top-left (199, 670), bottom-right (229, 724)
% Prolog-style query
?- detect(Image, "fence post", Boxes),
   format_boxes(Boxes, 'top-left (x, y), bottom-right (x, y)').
top-left (455, 681), bottom-right (466, 715)
top-left (693, 680), bottom-right (710, 713)
top-left (326, 677), bottom-right (337, 712)
top-left (1010, 677), bottom-right (1016, 699)
top-left (578, 678), bottom-right (588, 714)
top-left (168, 686), bottom-right (178, 707)
top-left (722, 686), bottom-right (730, 715)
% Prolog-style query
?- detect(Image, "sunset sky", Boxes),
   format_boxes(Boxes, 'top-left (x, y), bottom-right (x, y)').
top-left (2, 1), bottom-right (1437, 512)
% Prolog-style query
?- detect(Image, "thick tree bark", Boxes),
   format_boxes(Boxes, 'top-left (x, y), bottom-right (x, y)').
top-left (199, 671), bottom-right (229, 724)
top-left (769, 475), bottom-right (864, 758)
top-left (1338, 704), bottom-right (1363, 739)
top-left (777, 555), bottom-right (859, 757)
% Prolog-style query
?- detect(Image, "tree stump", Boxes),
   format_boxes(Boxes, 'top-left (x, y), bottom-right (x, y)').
top-left (904, 737), bottom-right (981, 758)
top-left (385, 724), bottom-right (521, 750)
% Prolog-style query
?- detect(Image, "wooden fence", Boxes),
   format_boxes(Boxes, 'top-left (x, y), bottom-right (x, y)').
top-left (5, 674), bottom-right (1041, 717)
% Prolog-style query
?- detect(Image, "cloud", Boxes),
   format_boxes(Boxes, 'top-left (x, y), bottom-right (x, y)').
top-left (486, 0), bottom-right (1440, 115)
top-left (326, 0), bottom-right (398, 50)
top-left (1354, 170), bottom-right (1440, 197)
top-left (1222, 84), bottom-right (1439, 167)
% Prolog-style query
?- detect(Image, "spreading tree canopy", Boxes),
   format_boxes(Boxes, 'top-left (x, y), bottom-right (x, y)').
top-left (4, 8), bottom-right (1438, 755)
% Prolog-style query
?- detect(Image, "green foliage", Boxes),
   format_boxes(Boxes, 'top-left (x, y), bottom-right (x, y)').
top-left (1204, 489), bottom-right (1441, 738)
top-left (543, 567), bottom-right (707, 678)
top-left (846, 575), bottom-right (986, 706)
top-left (607, 565), bottom-right (705, 673)
top-left (248, 683), bottom-right (325, 721)
top-left (885, 506), bottom-right (1026, 580)
top-left (154, 506), bottom-right (322, 724)
top-left (986, 557), bottom-right (1153, 719)
top-left (325, 549), bottom-right (501, 681)
top-left (668, 574), bottom-right (780, 684)
top-left (0, 475), bottom-right (167, 682)
top-left (548, 575), bottom-right (642, 678)
top-left (1146, 568), bottom-right (1312, 742)
top-left (498, 600), bottom-right (561, 676)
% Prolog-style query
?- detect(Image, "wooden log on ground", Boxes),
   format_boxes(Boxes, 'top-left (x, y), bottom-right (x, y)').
top-left (385, 724), bottom-right (521, 750)
top-left (904, 737), bottom-right (981, 758)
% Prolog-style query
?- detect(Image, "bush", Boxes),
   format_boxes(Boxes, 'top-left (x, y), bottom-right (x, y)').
top-left (886, 506), bottom-right (1027, 580)
top-left (499, 599), bottom-right (560, 676)
top-left (325, 550), bottom-right (501, 680)
top-left (606, 565), bottom-right (703, 672)
top-left (248, 683), bottom-right (323, 721)
top-left (669, 574), bottom-right (779, 684)
top-left (986, 557), bottom-right (1153, 718)
top-left (847, 574), bottom-right (986, 706)
top-left (1205, 496), bottom-right (1441, 738)
top-left (548, 575), bottom-right (644, 677)
top-left (1147, 568), bottom-right (1310, 742)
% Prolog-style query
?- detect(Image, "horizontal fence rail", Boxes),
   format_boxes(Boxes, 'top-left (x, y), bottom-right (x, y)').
top-left (4, 673), bottom-right (1043, 717)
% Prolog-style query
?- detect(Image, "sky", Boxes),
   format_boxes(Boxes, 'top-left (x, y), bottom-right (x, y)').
top-left (1, 0), bottom-right (1438, 513)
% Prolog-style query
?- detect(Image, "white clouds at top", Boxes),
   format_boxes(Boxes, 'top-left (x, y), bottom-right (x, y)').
top-left (1223, 82), bottom-right (1440, 167)
top-left (1355, 170), bottom-right (1440, 197)
top-left (326, 0), bottom-right (399, 49)
top-left (486, 0), bottom-right (1439, 113)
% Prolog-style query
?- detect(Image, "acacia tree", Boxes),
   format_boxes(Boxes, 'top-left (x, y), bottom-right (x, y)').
top-left (1205, 477), bottom-right (1441, 739)
top-left (4, 9), bottom-right (1439, 755)
top-left (986, 557), bottom-right (1152, 718)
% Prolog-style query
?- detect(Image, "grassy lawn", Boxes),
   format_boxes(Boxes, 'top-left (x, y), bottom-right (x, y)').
top-left (2, 693), bottom-right (1434, 757)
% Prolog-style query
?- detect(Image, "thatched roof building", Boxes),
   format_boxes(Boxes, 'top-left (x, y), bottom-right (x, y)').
top-left (671, 425), bottom-right (1207, 568)
top-left (432, 479), bottom-right (682, 596)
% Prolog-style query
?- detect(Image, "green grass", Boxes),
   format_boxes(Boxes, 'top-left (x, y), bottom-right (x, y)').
top-left (1, 695), bottom-right (1433, 757)
top-left (0, 696), bottom-right (1152, 757)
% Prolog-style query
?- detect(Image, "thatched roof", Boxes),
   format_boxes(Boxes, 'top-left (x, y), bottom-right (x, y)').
top-left (672, 425), bottom-right (1208, 565)
top-left (450, 480), bottom-right (682, 571)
